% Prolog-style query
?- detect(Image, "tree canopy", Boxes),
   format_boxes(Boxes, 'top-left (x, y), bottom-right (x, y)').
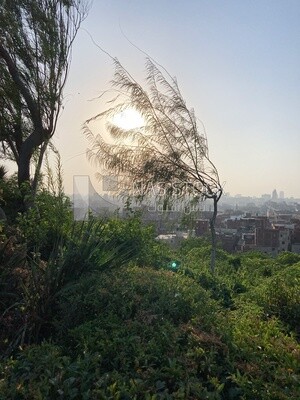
top-left (0, 0), bottom-right (88, 200)
top-left (84, 58), bottom-right (222, 271)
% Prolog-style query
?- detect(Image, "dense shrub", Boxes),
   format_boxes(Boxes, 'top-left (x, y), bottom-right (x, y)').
top-left (1, 267), bottom-right (236, 399)
top-left (56, 266), bottom-right (219, 336)
top-left (0, 174), bottom-right (23, 222)
top-left (16, 190), bottom-right (73, 259)
top-left (0, 218), bottom-right (133, 355)
top-left (226, 303), bottom-right (300, 400)
top-left (179, 236), bottom-right (210, 255)
top-left (102, 216), bottom-right (172, 267)
top-left (276, 251), bottom-right (300, 266)
top-left (254, 263), bottom-right (300, 335)
top-left (1, 208), bottom-right (300, 399)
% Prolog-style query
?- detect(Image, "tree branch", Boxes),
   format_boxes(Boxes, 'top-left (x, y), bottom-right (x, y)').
top-left (0, 44), bottom-right (42, 132)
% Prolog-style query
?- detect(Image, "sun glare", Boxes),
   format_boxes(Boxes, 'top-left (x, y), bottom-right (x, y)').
top-left (111, 108), bottom-right (145, 130)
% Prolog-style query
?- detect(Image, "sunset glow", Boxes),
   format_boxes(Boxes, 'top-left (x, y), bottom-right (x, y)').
top-left (111, 108), bottom-right (144, 130)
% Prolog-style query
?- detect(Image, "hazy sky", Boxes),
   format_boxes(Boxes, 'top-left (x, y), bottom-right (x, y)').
top-left (54, 0), bottom-right (300, 198)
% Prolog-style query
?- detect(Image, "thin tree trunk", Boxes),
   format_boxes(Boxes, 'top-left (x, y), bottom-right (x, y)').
top-left (18, 131), bottom-right (43, 185)
top-left (17, 154), bottom-right (31, 188)
top-left (32, 140), bottom-right (49, 197)
top-left (17, 128), bottom-right (47, 209)
top-left (209, 195), bottom-right (218, 273)
top-left (17, 149), bottom-right (32, 211)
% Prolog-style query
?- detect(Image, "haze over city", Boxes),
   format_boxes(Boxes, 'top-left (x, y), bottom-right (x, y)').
top-left (50, 0), bottom-right (300, 198)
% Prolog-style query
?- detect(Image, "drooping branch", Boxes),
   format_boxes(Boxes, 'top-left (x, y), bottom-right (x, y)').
top-left (84, 57), bottom-right (222, 271)
top-left (0, 44), bottom-right (42, 131)
top-left (86, 60), bottom-right (221, 192)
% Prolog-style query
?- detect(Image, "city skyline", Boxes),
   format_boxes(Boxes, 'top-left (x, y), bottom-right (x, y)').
top-left (71, 174), bottom-right (300, 202)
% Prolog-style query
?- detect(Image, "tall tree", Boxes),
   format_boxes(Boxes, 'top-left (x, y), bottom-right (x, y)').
top-left (0, 0), bottom-right (88, 201)
top-left (84, 58), bottom-right (222, 272)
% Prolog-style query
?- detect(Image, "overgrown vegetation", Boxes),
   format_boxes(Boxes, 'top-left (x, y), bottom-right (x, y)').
top-left (0, 174), bottom-right (299, 399)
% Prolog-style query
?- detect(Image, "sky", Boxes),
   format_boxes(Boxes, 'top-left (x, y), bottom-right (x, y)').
top-left (53, 0), bottom-right (300, 198)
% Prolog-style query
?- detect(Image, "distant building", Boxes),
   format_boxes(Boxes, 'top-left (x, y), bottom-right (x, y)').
top-left (256, 227), bottom-right (280, 256)
top-left (241, 233), bottom-right (256, 251)
top-left (216, 228), bottom-right (239, 252)
top-left (226, 216), bottom-right (269, 231)
top-left (156, 233), bottom-right (188, 248)
top-left (291, 220), bottom-right (300, 254)
top-left (277, 228), bottom-right (291, 252)
top-left (195, 219), bottom-right (210, 236)
top-left (272, 189), bottom-right (278, 201)
top-left (279, 191), bottom-right (284, 200)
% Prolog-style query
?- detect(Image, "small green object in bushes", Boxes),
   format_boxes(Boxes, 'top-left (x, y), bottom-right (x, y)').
top-left (168, 260), bottom-right (180, 271)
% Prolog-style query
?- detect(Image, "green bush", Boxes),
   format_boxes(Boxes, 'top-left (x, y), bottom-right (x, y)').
top-left (1, 209), bottom-right (300, 399)
top-left (0, 218), bottom-right (133, 354)
top-left (0, 174), bottom-right (23, 222)
top-left (16, 189), bottom-right (73, 259)
top-left (102, 216), bottom-right (173, 267)
top-left (1, 267), bottom-right (235, 399)
top-left (56, 266), bottom-right (218, 335)
top-left (179, 236), bottom-right (210, 256)
top-left (276, 251), bottom-right (300, 267)
top-left (226, 303), bottom-right (300, 400)
top-left (255, 263), bottom-right (300, 335)
top-left (0, 338), bottom-right (230, 399)
top-left (1, 259), bottom-right (300, 399)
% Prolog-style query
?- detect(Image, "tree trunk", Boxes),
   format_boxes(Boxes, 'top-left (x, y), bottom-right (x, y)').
top-left (17, 153), bottom-right (31, 188)
top-left (32, 140), bottom-right (49, 198)
top-left (17, 130), bottom-right (46, 210)
top-left (209, 195), bottom-right (218, 273)
top-left (17, 154), bottom-right (32, 211)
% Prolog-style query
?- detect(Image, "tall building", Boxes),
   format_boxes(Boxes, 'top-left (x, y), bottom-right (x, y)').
top-left (272, 189), bottom-right (278, 200)
top-left (279, 191), bottom-right (284, 199)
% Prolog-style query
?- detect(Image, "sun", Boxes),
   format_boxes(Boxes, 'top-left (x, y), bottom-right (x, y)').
top-left (111, 108), bottom-right (144, 130)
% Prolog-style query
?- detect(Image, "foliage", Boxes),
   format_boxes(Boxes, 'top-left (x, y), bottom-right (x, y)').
top-left (227, 304), bottom-right (300, 400)
top-left (84, 58), bottom-right (221, 200)
top-left (0, 173), bottom-right (23, 222)
top-left (276, 251), bottom-right (300, 266)
top-left (102, 215), bottom-right (172, 268)
top-left (56, 266), bottom-right (218, 334)
top-left (0, 217), bottom-right (135, 356)
top-left (83, 57), bottom-right (222, 272)
top-left (16, 190), bottom-right (73, 258)
top-left (0, 0), bottom-right (88, 196)
top-left (1, 210), bottom-right (300, 399)
top-left (179, 236), bottom-right (210, 256)
top-left (1, 267), bottom-right (233, 399)
top-left (252, 263), bottom-right (300, 335)
top-left (1, 150), bottom-right (72, 257)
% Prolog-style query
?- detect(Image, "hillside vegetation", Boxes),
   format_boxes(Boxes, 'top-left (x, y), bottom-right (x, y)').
top-left (0, 181), bottom-right (299, 399)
